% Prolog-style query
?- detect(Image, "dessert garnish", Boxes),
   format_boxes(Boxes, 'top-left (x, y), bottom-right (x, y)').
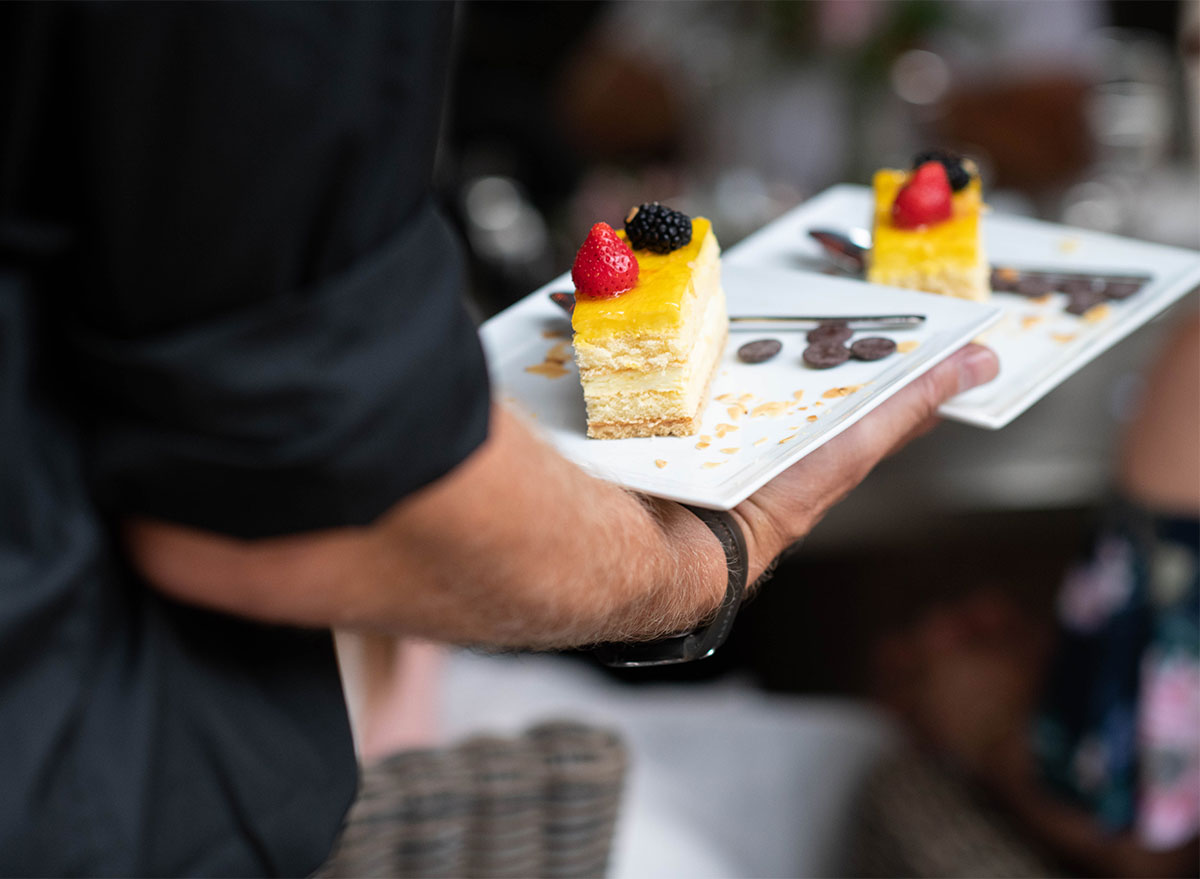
top-left (989, 266), bottom-right (1148, 315)
top-left (849, 337), bottom-right (897, 361)
top-left (802, 322), bottom-right (900, 369)
top-left (806, 322), bottom-right (853, 345)
top-left (736, 338), bottom-right (782, 363)
top-left (912, 148), bottom-right (973, 192)
top-left (891, 161), bottom-right (953, 229)
top-left (571, 222), bottom-right (639, 299)
top-left (803, 343), bottom-right (851, 369)
top-left (624, 202), bottom-right (693, 254)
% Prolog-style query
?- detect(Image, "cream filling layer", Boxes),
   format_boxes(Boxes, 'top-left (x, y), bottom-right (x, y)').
top-left (582, 286), bottom-right (727, 423)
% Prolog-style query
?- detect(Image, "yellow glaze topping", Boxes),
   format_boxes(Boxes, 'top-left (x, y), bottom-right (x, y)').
top-left (868, 170), bottom-right (982, 276)
top-left (572, 218), bottom-right (713, 342)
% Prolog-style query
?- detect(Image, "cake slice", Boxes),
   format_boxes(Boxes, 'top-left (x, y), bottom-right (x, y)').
top-left (867, 153), bottom-right (989, 302)
top-left (571, 210), bottom-right (726, 439)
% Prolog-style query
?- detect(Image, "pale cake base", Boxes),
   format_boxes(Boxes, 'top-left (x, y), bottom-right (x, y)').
top-left (585, 322), bottom-right (727, 439)
top-left (867, 261), bottom-right (990, 303)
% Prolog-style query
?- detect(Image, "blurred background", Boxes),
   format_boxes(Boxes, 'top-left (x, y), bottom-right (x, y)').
top-left (435, 0), bottom-right (1199, 693)
top-left (422, 2), bottom-right (1198, 876)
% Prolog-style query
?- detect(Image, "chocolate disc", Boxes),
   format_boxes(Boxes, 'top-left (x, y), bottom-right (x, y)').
top-left (1059, 277), bottom-right (1098, 296)
top-left (1101, 280), bottom-right (1142, 300)
top-left (737, 338), bottom-right (782, 364)
top-left (1065, 287), bottom-right (1107, 315)
top-left (806, 324), bottom-right (853, 344)
top-left (1016, 276), bottom-right (1055, 298)
top-left (802, 343), bottom-right (851, 369)
top-left (849, 337), bottom-right (897, 361)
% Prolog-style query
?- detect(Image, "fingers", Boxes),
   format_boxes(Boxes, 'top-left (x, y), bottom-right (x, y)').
top-left (736, 343), bottom-right (998, 558)
top-left (839, 343), bottom-right (998, 464)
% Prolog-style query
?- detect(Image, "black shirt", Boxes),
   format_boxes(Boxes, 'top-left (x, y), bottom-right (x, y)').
top-left (0, 4), bottom-right (490, 875)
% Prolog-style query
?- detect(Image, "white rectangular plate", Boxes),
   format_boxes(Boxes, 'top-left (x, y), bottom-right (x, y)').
top-left (482, 264), bottom-right (1000, 510)
top-left (730, 184), bottom-right (1200, 428)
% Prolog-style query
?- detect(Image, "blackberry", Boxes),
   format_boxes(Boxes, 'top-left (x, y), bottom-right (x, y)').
top-left (912, 149), bottom-right (973, 192)
top-left (623, 203), bottom-right (693, 254)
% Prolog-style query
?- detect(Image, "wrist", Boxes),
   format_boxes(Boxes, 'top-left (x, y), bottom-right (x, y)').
top-left (595, 501), bottom-right (747, 666)
top-left (728, 497), bottom-right (788, 584)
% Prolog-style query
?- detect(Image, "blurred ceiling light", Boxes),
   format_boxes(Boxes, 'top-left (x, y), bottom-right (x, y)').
top-left (462, 176), bottom-right (548, 265)
top-left (890, 49), bottom-right (950, 106)
top-left (464, 176), bottom-right (523, 232)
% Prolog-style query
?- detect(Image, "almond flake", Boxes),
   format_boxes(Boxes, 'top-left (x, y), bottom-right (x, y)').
top-left (822, 384), bottom-right (863, 399)
top-left (806, 415), bottom-right (818, 422)
top-left (719, 447), bottom-right (739, 455)
top-left (702, 461), bottom-right (724, 469)
top-left (750, 401), bottom-right (789, 418)
top-left (525, 362), bottom-right (569, 379)
top-left (897, 340), bottom-right (920, 353)
top-left (778, 434), bottom-right (797, 444)
top-left (654, 459), bottom-right (668, 469)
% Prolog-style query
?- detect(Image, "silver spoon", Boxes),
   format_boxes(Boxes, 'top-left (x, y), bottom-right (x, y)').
top-left (808, 228), bottom-right (870, 274)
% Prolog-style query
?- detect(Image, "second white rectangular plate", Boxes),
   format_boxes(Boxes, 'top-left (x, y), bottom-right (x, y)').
top-left (482, 265), bottom-right (1000, 510)
top-left (730, 184), bottom-right (1200, 428)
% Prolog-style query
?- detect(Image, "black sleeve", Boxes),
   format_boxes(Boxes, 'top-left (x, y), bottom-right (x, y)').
top-left (45, 3), bottom-right (490, 538)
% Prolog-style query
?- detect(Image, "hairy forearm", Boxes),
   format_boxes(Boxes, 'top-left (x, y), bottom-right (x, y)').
top-left (128, 345), bottom-right (1000, 649)
top-left (340, 408), bottom-right (737, 646)
top-left (127, 406), bottom-right (760, 648)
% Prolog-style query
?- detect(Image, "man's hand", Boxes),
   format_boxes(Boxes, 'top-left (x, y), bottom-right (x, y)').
top-left (125, 344), bottom-right (998, 649)
top-left (731, 343), bottom-right (999, 578)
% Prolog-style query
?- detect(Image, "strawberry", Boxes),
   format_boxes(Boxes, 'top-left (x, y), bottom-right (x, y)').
top-left (891, 161), bottom-right (953, 229)
top-left (571, 222), bottom-right (639, 299)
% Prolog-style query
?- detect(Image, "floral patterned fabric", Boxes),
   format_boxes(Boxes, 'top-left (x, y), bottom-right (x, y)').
top-left (1034, 498), bottom-right (1200, 850)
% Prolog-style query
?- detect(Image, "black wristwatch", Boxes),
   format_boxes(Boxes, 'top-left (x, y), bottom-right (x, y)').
top-left (593, 505), bottom-right (749, 667)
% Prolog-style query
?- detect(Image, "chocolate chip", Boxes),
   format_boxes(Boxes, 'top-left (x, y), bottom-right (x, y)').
top-left (802, 343), bottom-right (851, 369)
top-left (1101, 280), bottom-right (1142, 300)
top-left (737, 338), bottom-right (782, 364)
top-left (807, 324), bottom-right (854, 345)
top-left (850, 337), bottom-right (898, 361)
top-left (1016, 275), bottom-right (1056, 297)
